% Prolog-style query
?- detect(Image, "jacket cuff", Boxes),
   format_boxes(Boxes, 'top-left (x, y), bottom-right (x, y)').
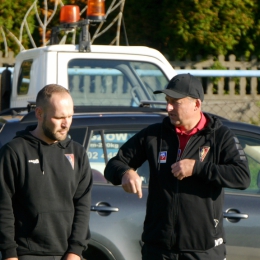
top-left (67, 242), bottom-right (85, 256)
top-left (2, 247), bottom-right (17, 259)
top-left (120, 168), bottom-right (135, 179)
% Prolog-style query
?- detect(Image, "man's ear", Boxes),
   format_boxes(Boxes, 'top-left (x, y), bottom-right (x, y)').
top-left (35, 107), bottom-right (43, 120)
top-left (194, 99), bottom-right (202, 111)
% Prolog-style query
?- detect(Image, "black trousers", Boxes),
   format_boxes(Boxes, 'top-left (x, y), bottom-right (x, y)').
top-left (142, 243), bottom-right (226, 260)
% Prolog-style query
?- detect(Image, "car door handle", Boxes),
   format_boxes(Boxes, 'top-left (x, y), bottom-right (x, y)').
top-left (223, 212), bottom-right (248, 219)
top-left (91, 205), bottom-right (119, 212)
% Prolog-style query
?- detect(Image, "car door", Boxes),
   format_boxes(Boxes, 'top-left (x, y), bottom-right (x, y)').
top-left (224, 131), bottom-right (260, 260)
top-left (85, 128), bottom-right (149, 260)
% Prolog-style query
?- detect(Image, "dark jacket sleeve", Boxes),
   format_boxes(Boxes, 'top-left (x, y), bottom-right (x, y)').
top-left (67, 150), bottom-right (93, 256)
top-left (193, 126), bottom-right (250, 189)
top-left (0, 144), bottom-right (19, 258)
top-left (104, 128), bottom-right (149, 185)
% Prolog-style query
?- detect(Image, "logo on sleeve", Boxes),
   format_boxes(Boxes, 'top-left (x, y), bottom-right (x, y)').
top-left (28, 159), bottom-right (39, 164)
top-left (233, 137), bottom-right (247, 161)
top-left (65, 154), bottom-right (75, 169)
top-left (199, 146), bottom-right (210, 162)
top-left (159, 151), bottom-right (167, 163)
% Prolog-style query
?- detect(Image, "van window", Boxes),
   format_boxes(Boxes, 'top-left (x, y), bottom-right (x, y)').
top-left (17, 60), bottom-right (33, 95)
top-left (67, 59), bottom-right (169, 107)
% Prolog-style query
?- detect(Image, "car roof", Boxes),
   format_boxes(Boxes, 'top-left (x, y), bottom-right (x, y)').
top-left (0, 105), bottom-right (259, 136)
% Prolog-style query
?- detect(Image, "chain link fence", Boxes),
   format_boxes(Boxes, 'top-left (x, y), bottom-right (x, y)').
top-left (202, 99), bottom-right (260, 125)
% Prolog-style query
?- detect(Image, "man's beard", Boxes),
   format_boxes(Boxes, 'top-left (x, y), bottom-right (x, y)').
top-left (42, 117), bottom-right (67, 142)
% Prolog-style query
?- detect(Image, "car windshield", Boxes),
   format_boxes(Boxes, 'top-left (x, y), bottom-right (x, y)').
top-left (67, 59), bottom-right (168, 107)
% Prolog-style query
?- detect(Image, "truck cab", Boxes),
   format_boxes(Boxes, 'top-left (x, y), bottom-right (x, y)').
top-left (5, 44), bottom-right (176, 109)
top-left (0, 2), bottom-right (177, 110)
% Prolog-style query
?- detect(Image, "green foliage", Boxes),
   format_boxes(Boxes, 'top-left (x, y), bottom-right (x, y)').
top-left (2, 0), bottom-right (260, 61)
top-left (122, 0), bottom-right (163, 49)
top-left (0, 0), bottom-right (35, 54)
top-left (159, 0), bottom-right (255, 59)
top-left (122, 0), bottom-right (260, 60)
top-left (208, 60), bottom-right (226, 85)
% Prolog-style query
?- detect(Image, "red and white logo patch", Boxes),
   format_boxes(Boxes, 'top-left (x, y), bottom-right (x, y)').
top-left (159, 151), bottom-right (167, 163)
top-left (65, 154), bottom-right (75, 169)
top-left (199, 147), bottom-right (210, 162)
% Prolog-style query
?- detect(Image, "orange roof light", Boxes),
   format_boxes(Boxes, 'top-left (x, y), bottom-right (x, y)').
top-left (87, 0), bottom-right (105, 21)
top-left (60, 5), bottom-right (80, 24)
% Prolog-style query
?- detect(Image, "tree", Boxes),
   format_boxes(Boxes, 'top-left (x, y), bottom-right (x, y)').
top-left (2, 0), bottom-right (260, 61)
top-left (121, 0), bottom-right (258, 60)
top-left (0, 0), bottom-right (35, 56)
top-left (0, 0), bottom-right (126, 55)
top-left (159, 0), bottom-right (255, 60)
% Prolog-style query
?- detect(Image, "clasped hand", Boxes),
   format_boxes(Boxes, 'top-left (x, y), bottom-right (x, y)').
top-left (171, 159), bottom-right (195, 180)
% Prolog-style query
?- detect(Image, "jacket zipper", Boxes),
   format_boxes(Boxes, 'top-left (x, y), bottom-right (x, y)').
top-left (171, 135), bottom-right (194, 247)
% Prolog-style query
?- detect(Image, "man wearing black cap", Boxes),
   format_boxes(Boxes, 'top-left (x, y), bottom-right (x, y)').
top-left (104, 73), bottom-right (250, 260)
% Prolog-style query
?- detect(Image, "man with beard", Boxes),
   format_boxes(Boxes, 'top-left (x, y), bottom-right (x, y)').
top-left (0, 84), bottom-right (92, 260)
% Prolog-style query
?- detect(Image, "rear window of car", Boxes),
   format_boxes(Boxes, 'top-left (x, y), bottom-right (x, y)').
top-left (87, 129), bottom-right (149, 184)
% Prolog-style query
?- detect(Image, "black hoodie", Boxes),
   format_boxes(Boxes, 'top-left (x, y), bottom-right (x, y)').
top-left (0, 125), bottom-right (93, 259)
top-left (105, 114), bottom-right (250, 252)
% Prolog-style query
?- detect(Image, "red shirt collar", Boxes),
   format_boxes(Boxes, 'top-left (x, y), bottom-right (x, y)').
top-left (175, 113), bottom-right (207, 136)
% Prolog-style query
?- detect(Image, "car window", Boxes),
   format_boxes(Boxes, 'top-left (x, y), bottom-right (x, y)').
top-left (226, 134), bottom-right (260, 195)
top-left (68, 127), bottom-right (87, 146)
top-left (67, 59), bottom-right (169, 107)
top-left (17, 60), bottom-right (33, 95)
top-left (130, 61), bottom-right (168, 102)
top-left (87, 130), bottom-right (149, 184)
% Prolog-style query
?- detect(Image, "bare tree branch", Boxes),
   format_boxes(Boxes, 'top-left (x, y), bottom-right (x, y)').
top-left (2, 0), bottom-right (126, 53)
top-left (25, 21), bottom-right (37, 48)
top-left (0, 27), bottom-right (8, 57)
top-left (6, 29), bottom-right (25, 51)
top-left (20, 0), bottom-right (38, 46)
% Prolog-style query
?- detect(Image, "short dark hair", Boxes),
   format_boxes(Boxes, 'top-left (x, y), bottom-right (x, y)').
top-left (36, 84), bottom-right (70, 108)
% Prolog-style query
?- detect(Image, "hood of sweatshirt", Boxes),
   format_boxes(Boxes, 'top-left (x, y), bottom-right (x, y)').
top-left (14, 125), bottom-right (72, 175)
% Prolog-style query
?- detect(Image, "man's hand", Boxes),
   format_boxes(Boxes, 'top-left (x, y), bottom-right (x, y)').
top-left (4, 258), bottom-right (18, 260)
top-left (63, 253), bottom-right (81, 260)
top-left (171, 159), bottom-right (195, 180)
top-left (122, 169), bottom-right (143, 198)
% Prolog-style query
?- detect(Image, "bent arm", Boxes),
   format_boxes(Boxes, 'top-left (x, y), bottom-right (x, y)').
top-left (194, 129), bottom-right (250, 189)
top-left (104, 128), bottom-right (149, 185)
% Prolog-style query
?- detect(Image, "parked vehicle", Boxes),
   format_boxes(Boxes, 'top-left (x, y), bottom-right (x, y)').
top-left (0, 4), bottom-right (177, 112)
top-left (0, 106), bottom-right (259, 260)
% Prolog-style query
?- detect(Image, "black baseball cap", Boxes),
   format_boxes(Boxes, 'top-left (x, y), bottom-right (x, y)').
top-left (154, 73), bottom-right (204, 101)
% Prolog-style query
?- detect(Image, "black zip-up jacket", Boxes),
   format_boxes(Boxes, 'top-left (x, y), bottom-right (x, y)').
top-left (105, 114), bottom-right (250, 251)
top-left (0, 125), bottom-right (93, 259)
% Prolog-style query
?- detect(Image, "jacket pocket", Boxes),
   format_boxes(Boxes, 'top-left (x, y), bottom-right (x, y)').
top-left (27, 211), bottom-right (74, 252)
